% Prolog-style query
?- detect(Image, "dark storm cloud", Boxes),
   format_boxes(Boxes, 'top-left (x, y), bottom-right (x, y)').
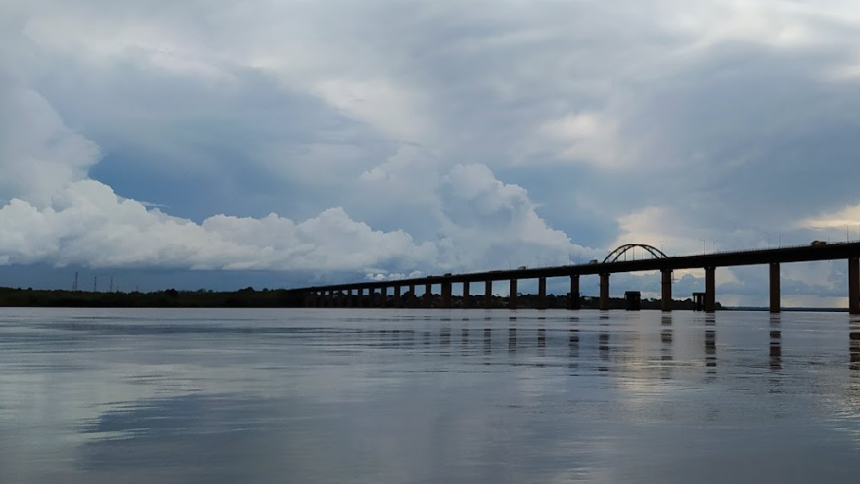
top-left (2, 0), bottom-right (860, 301)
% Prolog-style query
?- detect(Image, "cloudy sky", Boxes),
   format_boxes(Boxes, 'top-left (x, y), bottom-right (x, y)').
top-left (2, 0), bottom-right (860, 305)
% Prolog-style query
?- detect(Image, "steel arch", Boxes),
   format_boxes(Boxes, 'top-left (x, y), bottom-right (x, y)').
top-left (603, 244), bottom-right (668, 263)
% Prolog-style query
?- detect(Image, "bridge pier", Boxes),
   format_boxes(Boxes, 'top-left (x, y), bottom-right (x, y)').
top-left (599, 273), bottom-right (610, 310)
top-left (509, 279), bottom-right (518, 309)
top-left (424, 283), bottom-right (432, 308)
top-left (569, 275), bottom-right (580, 310)
top-left (485, 280), bottom-right (493, 309)
top-left (625, 291), bottom-right (641, 311)
top-left (441, 282), bottom-right (452, 309)
top-left (850, 258), bottom-right (860, 315)
top-left (705, 267), bottom-right (716, 313)
top-left (462, 282), bottom-right (470, 308)
top-left (661, 270), bottom-right (672, 312)
top-left (393, 285), bottom-right (401, 307)
top-left (769, 262), bottom-right (780, 313)
top-left (346, 289), bottom-right (353, 308)
top-left (538, 277), bottom-right (547, 310)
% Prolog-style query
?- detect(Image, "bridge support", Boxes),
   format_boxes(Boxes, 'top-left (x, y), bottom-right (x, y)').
top-left (705, 267), bottom-right (716, 313)
top-left (661, 270), bottom-right (672, 312)
top-left (538, 277), bottom-right (547, 310)
top-left (356, 288), bottom-right (364, 307)
top-left (599, 273), bottom-right (610, 310)
top-left (441, 282), bottom-right (452, 309)
top-left (850, 258), bottom-right (860, 315)
top-left (462, 282), bottom-right (470, 308)
top-left (569, 275), bottom-right (580, 310)
top-left (484, 280), bottom-right (493, 309)
top-left (769, 262), bottom-right (780, 313)
top-left (625, 291), bottom-right (641, 311)
top-left (393, 285), bottom-right (401, 308)
top-left (424, 283), bottom-right (432, 307)
top-left (346, 289), bottom-right (353, 308)
top-left (509, 279), bottom-right (518, 309)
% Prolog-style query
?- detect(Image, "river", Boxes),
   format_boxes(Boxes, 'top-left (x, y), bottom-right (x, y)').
top-left (1, 307), bottom-right (860, 483)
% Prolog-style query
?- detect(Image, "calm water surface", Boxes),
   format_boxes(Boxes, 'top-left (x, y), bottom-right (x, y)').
top-left (2, 308), bottom-right (860, 483)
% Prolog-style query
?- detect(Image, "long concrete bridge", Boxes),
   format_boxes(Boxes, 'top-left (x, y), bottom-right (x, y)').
top-left (291, 241), bottom-right (860, 314)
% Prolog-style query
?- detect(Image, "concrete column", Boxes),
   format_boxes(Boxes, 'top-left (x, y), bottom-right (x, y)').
top-left (538, 277), bottom-right (547, 310)
top-left (441, 282), bottom-right (452, 309)
top-left (705, 267), bottom-right (716, 313)
top-left (462, 282), bottom-right (470, 308)
top-left (569, 275), bottom-right (580, 310)
top-left (346, 289), bottom-right (353, 308)
top-left (336, 291), bottom-right (344, 307)
top-left (661, 270), bottom-right (672, 312)
top-left (769, 262), bottom-right (780, 313)
top-left (326, 290), bottom-right (334, 308)
top-left (409, 284), bottom-right (416, 307)
top-left (599, 273), bottom-right (610, 310)
top-left (509, 279), bottom-right (518, 309)
top-left (393, 285), bottom-right (401, 308)
top-left (484, 280), bottom-right (493, 309)
top-left (850, 258), bottom-right (860, 315)
top-left (357, 288), bottom-right (365, 308)
top-left (424, 283), bottom-right (432, 308)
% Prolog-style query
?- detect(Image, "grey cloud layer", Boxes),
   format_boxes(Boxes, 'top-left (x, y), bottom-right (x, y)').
top-left (2, 0), bottom-right (860, 299)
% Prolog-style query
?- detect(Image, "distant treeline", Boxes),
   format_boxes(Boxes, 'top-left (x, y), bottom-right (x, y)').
top-left (0, 286), bottom-right (721, 310)
top-left (0, 286), bottom-right (306, 308)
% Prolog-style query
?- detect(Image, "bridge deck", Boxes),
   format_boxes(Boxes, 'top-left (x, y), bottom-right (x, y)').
top-left (293, 241), bottom-right (860, 293)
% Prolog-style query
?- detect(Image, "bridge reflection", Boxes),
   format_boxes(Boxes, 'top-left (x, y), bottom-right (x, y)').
top-left (327, 316), bottom-right (860, 381)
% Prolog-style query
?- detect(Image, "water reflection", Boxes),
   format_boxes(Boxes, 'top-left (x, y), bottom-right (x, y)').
top-left (536, 327), bottom-right (547, 367)
top-left (769, 315), bottom-right (782, 372)
top-left (851, 317), bottom-right (860, 371)
top-left (769, 314), bottom-right (783, 394)
top-left (569, 317), bottom-right (580, 374)
top-left (5, 309), bottom-right (860, 484)
top-left (661, 314), bottom-right (673, 381)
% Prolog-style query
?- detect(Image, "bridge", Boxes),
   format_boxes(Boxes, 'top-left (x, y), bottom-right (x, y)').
top-left (290, 241), bottom-right (860, 314)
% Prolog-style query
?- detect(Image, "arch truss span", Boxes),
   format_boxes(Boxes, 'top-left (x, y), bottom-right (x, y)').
top-left (603, 244), bottom-right (668, 263)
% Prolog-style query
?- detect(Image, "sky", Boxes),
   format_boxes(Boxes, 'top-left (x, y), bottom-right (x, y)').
top-left (2, 0), bottom-right (860, 306)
